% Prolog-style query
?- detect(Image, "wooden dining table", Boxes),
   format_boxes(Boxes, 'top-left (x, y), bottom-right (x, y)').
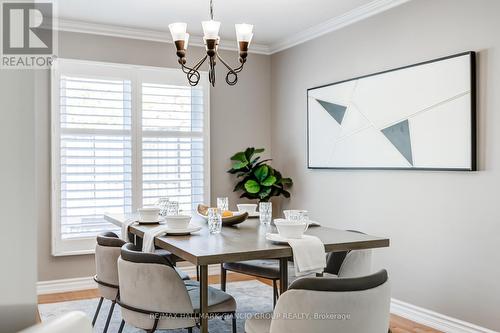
top-left (105, 213), bottom-right (389, 333)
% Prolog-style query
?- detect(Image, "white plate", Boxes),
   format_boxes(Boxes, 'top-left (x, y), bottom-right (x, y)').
top-left (265, 233), bottom-right (303, 244)
top-left (136, 217), bottom-right (165, 224)
top-left (164, 225), bottom-right (202, 235)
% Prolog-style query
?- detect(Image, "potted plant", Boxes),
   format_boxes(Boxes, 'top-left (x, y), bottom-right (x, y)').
top-left (227, 147), bottom-right (293, 202)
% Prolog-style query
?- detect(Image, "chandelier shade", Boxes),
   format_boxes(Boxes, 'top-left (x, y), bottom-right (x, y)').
top-left (201, 20), bottom-right (221, 39)
top-left (235, 24), bottom-right (254, 43)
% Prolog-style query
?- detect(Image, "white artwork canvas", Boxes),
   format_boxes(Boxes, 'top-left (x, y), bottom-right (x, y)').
top-left (307, 52), bottom-right (476, 170)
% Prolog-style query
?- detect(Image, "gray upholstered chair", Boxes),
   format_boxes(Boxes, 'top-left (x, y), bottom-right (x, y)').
top-left (93, 232), bottom-right (190, 333)
top-left (117, 243), bottom-right (238, 333)
top-left (245, 269), bottom-right (391, 333)
top-left (93, 232), bottom-right (126, 333)
top-left (221, 230), bottom-right (372, 307)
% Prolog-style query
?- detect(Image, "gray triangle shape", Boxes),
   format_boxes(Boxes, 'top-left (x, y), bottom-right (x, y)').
top-left (381, 120), bottom-right (413, 165)
top-left (316, 99), bottom-right (347, 125)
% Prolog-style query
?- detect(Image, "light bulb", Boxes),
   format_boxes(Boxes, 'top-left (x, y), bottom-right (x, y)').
top-left (202, 20), bottom-right (221, 39)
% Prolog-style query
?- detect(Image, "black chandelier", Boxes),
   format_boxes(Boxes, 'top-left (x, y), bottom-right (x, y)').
top-left (168, 0), bottom-right (254, 87)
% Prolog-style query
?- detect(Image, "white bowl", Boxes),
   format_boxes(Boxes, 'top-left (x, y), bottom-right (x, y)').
top-left (274, 218), bottom-right (309, 239)
top-left (237, 204), bottom-right (258, 214)
top-left (138, 207), bottom-right (160, 222)
top-left (165, 215), bottom-right (192, 229)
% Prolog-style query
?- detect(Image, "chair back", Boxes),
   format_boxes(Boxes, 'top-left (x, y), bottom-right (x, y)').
top-left (18, 312), bottom-right (91, 333)
top-left (95, 232), bottom-right (125, 300)
top-left (337, 249), bottom-right (372, 277)
top-left (270, 270), bottom-right (391, 333)
top-left (325, 230), bottom-right (373, 278)
top-left (117, 243), bottom-right (196, 330)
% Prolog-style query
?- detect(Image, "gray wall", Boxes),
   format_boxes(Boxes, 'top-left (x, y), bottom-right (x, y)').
top-left (37, 31), bottom-right (271, 281)
top-left (270, 0), bottom-right (500, 330)
top-left (0, 71), bottom-right (37, 330)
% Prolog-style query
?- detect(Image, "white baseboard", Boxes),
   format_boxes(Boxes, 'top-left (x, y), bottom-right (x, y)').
top-left (391, 298), bottom-right (498, 333)
top-left (36, 264), bottom-right (221, 295)
top-left (37, 276), bottom-right (497, 333)
top-left (37, 276), bottom-right (97, 295)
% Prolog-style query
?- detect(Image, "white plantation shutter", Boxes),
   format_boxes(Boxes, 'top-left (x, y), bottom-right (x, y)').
top-left (141, 83), bottom-right (205, 211)
top-left (52, 59), bottom-right (209, 255)
top-left (59, 76), bottom-right (132, 240)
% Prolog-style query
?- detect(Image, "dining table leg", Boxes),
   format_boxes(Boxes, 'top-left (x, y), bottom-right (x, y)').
top-left (199, 264), bottom-right (209, 333)
top-left (279, 258), bottom-right (289, 294)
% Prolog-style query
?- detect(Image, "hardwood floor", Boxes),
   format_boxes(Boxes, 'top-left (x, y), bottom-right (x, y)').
top-left (38, 273), bottom-right (441, 333)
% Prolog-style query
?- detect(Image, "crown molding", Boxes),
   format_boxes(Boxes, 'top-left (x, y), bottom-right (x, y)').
top-left (55, 0), bottom-right (410, 57)
top-left (268, 0), bottom-right (412, 54)
top-left (56, 19), bottom-right (272, 55)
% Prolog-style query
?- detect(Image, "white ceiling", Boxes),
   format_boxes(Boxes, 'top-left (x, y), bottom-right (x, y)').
top-left (53, 0), bottom-right (410, 54)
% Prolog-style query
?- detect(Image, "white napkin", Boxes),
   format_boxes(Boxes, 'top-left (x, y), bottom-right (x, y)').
top-left (121, 217), bottom-right (137, 243)
top-left (287, 235), bottom-right (326, 276)
top-left (142, 225), bottom-right (170, 253)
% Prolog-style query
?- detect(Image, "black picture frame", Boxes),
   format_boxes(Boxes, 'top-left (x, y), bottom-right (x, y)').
top-left (306, 51), bottom-right (477, 171)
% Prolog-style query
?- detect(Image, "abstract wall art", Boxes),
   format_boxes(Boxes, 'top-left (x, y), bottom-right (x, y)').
top-left (307, 52), bottom-right (476, 170)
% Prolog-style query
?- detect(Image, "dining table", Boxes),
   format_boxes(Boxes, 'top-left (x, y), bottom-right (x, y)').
top-left (104, 213), bottom-right (390, 333)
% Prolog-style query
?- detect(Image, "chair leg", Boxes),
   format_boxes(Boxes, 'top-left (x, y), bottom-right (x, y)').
top-left (147, 318), bottom-right (159, 333)
top-left (102, 300), bottom-right (116, 333)
top-left (272, 280), bottom-right (279, 308)
top-left (92, 297), bottom-right (103, 326)
top-left (117, 319), bottom-right (125, 333)
top-left (221, 264), bottom-right (227, 292)
top-left (232, 313), bottom-right (237, 333)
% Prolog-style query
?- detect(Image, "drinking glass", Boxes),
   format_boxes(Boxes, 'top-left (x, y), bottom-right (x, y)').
top-left (217, 197), bottom-right (229, 212)
top-left (208, 208), bottom-right (222, 234)
top-left (166, 200), bottom-right (179, 216)
top-left (156, 197), bottom-right (170, 217)
top-left (259, 202), bottom-right (272, 225)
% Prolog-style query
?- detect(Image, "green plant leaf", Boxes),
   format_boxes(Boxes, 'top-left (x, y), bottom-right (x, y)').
top-left (240, 192), bottom-right (258, 200)
top-left (254, 148), bottom-right (265, 154)
top-left (244, 179), bottom-right (260, 194)
top-left (244, 147), bottom-right (255, 160)
top-left (233, 179), bottom-right (247, 192)
top-left (282, 190), bottom-right (291, 198)
top-left (255, 159), bottom-right (272, 167)
top-left (281, 177), bottom-right (293, 186)
top-left (259, 187), bottom-right (272, 200)
top-left (254, 165), bottom-right (269, 182)
top-left (231, 152), bottom-right (247, 162)
top-left (261, 175), bottom-right (277, 186)
top-left (232, 161), bottom-right (249, 170)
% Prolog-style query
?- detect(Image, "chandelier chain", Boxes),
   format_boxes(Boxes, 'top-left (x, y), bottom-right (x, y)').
top-left (209, 0), bottom-right (214, 20)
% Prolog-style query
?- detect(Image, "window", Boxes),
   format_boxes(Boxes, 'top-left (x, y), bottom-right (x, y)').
top-left (51, 59), bottom-right (209, 255)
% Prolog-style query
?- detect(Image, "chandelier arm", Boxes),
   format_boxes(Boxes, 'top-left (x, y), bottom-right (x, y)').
top-left (180, 55), bottom-right (208, 86)
top-left (216, 53), bottom-right (243, 86)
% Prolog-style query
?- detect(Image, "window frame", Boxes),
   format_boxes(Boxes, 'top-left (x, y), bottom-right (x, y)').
top-left (51, 58), bottom-right (210, 256)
